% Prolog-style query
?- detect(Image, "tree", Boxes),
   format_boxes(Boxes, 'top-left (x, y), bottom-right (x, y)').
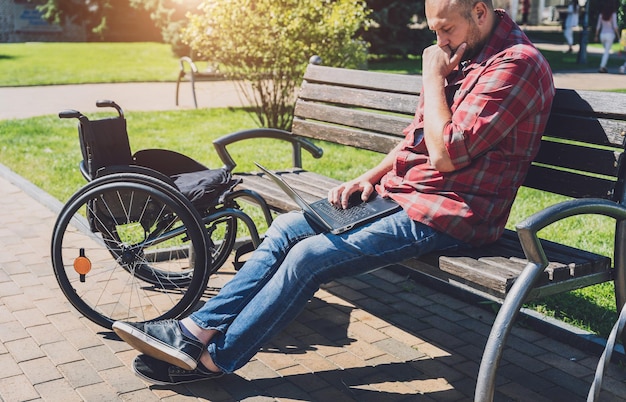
top-left (182, 0), bottom-right (371, 130)
top-left (363, 0), bottom-right (431, 57)
top-left (35, 0), bottom-right (160, 41)
top-left (128, 0), bottom-right (202, 55)
top-left (36, 0), bottom-right (106, 36)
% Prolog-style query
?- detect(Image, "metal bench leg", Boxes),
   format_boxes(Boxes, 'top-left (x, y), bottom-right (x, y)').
top-left (587, 301), bottom-right (626, 401)
top-left (191, 75), bottom-right (198, 109)
top-left (474, 261), bottom-right (545, 402)
top-left (614, 220), bottom-right (626, 346)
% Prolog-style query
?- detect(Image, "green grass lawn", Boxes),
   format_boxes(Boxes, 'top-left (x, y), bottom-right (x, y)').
top-left (0, 39), bottom-right (623, 87)
top-left (0, 42), bottom-right (181, 86)
top-left (0, 41), bottom-right (622, 339)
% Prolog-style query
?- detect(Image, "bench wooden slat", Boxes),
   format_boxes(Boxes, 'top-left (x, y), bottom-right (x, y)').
top-left (294, 100), bottom-right (411, 138)
top-left (495, 232), bottom-right (611, 281)
top-left (303, 64), bottom-right (422, 95)
top-left (552, 89), bottom-right (626, 120)
top-left (534, 140), bottom-right (620, 178)
top-left (545, 114), bottom-right (626, 148)
top-left (298, 81), bottom-right (419, 115)
top-left (292, 119), bottom-right (400, 154)
top-left (523, 165), bottom-right (616, 199)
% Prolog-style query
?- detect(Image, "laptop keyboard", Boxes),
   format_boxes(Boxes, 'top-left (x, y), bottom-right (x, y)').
top-left (314, 200), bottom-right (372, 224)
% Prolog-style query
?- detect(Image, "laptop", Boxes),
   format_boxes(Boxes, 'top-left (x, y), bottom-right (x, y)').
top-left (254, 162), bottom-right (401, 234)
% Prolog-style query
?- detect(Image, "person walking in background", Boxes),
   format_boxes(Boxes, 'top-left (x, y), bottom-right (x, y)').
top-left (595, 1), bottom-right (620, 73)
top-left (521, 0), bottom-right (531, 26)
top-left (563, 0), bottom-right (579, 53)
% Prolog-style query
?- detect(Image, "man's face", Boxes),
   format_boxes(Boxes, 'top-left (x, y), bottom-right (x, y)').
top-left (426, 1), bottom-right (486, 61)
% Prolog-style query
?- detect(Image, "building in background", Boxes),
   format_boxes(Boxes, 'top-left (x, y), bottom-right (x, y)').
top-left (0, 0), bottom-right (85, 42)
top-left (0, 0), bottom-right (160, 43)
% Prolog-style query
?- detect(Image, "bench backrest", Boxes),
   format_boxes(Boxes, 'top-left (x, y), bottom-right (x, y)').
top-left (293, 64), bottom-right (626, 202)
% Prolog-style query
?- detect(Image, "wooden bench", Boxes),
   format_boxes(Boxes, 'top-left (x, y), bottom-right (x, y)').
top-left (213, 62), bottom-right (626, 400)
top-left (175, 57), bottom-right (225, 108)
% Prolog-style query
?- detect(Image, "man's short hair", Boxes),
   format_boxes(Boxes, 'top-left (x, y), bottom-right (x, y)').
top-left (453, 1), bottom-right (494, 20)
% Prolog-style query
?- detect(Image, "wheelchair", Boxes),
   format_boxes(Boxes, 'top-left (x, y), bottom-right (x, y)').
top-left (51, 100), bottom-right (272, 329)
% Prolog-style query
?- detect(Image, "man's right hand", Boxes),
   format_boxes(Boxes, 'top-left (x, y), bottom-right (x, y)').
top-left (328, 180), bottom-right (375, 209)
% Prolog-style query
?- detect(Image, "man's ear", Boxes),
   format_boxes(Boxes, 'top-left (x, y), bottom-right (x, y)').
top-left (473, 2), bottom-right (488, 25)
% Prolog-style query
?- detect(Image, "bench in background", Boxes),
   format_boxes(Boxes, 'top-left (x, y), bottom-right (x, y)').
top-left (213, 62), bottom-right (626, 400)
top-left (175, 56), bottom-right (225, 108)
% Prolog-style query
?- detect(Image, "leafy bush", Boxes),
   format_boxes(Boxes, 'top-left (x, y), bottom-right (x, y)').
top-left (182, 0), bottom-right (371, 130)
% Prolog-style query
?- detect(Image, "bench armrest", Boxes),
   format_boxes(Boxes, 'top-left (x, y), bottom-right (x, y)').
top-left (476, 198), bottom-right (626, 401)
top-left (179, 56), bottom-right (199, 76)
top-left (213, 128), bottom-right (324, 171)
top-left (515, 198), bottom-right (626, 268)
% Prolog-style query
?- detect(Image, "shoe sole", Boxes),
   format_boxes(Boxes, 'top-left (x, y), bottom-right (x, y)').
top-left (112, 322), bottom-right (197, 371)
top-left (133, 366), bottom-right (222, 386)
top-left (133, 367), bottom-right (174, 386)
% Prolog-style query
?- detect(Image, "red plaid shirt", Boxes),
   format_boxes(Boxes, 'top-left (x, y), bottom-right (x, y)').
top-left (378, 10), bottom-right (555, 246)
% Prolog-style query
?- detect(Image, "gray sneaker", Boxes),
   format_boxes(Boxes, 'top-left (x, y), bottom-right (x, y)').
top-left (113, 320), bottom-right (204, 370)
top-left (133, 354), bottom-right (223, 385)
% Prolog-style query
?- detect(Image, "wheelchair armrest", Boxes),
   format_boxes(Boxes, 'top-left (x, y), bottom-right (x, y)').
top-left (79, 160), bottom-right (91, 181)
top-left (95, 165), bottom-right (178, 189)
top-left (212, 128), bottom-right (324, 172)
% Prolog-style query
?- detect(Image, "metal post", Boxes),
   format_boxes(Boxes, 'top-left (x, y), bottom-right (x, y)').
top-left (577, 0), bottom-right (590, 64)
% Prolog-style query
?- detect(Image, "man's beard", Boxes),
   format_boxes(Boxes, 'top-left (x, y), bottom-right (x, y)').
top-left (460, 24), bottom-right (486, 62)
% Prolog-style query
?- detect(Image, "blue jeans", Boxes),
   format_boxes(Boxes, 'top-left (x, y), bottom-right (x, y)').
top-left (189, 209), bottom-right (466, 373)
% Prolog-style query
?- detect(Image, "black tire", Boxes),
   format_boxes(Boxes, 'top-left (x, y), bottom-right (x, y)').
top-left (51, 174), bottom-right (211, 329)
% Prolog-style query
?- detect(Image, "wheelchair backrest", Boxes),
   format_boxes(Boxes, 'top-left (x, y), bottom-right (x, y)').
top-left (78, 116), bottom-right (133, 180)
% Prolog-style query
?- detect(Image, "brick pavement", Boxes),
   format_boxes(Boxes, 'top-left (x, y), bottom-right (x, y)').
top-left (1, 164), bottom-right (626, 401)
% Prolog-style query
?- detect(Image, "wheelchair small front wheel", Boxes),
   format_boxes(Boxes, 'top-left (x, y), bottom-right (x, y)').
top-left (51, 178), bottom-right (211, 329)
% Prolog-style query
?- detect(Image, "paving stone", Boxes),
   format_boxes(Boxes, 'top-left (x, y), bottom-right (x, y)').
top-left (346, 321), bottom-right (389, 344)
top-left (98, 366), bottom-right (147, 395)
top-left (34, 378), bottom-right (84, 402)
top-left (238, 357), bottom-right (283, 380)
top-left (5, 336), bottom-right (46, 363)
top-left (0, 280), bottom-right (22, 298)
top-left (41, 340), bottom-right (84, 365)
top-left (19, 356), bottom-right (63, 385)
top-left (34, 296), bottom-right (74, 316)
top-left (26, 323), bottom-right (66, 346)
top-left (118, 389), bottom-right (161, 401)
top-left (13, 307), bottom-right (50, 328)
top-left (76, 381), bottom-right (123, 401)
top-left (372, 337), bottom-right (426, 361)
top-left (0, 374), bottom-right (40, 401)
top-left (0, 352), bottom-right (24, 379)
top-left (0, 320), bottom-right (30, 343)
top-left (21, 284), bottom-right (57, 301)
top-left (2, 293), bottom-right (38, 313)
top-left (58, 360), bottom-right (104, 388)
top-left (80, 344), bottom-right (124, 371)
top-left (62, 326), bottom-right (105, 350)
top-left (325, 350), bottom-right (370, 370)
top-left (48, 311), bottom-right (85, 332)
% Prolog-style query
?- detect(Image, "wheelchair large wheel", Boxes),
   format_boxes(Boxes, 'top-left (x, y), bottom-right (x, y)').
top-left (51, 174), bottom-right (211, 329)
